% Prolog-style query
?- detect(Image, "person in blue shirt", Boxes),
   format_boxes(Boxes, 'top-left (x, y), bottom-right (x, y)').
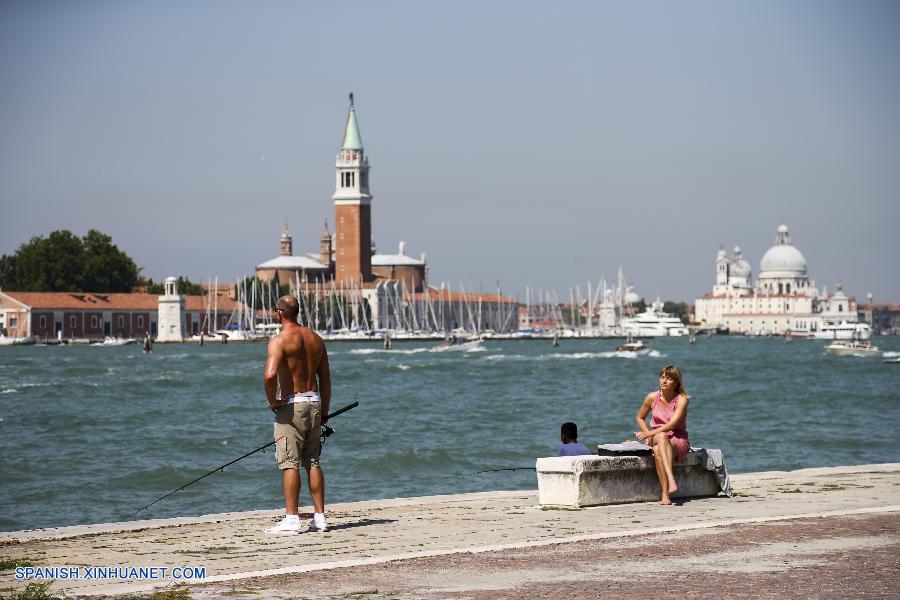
top-left (558, 422), bottom-right (592, 456)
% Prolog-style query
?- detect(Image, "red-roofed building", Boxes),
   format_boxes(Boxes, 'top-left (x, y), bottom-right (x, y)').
top-left (0, 290), bottom-right (244, 341)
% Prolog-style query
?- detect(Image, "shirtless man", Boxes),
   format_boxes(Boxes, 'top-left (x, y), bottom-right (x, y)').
top-left (263, 295), bottom-right (331, 534)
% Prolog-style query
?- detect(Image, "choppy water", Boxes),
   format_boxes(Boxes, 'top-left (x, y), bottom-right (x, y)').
top-left (1, 336), bottom-right (899, 532)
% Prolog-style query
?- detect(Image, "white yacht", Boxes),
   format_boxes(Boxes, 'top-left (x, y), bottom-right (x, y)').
top-left (619, 299), bottom-right (689, 337)
top-left (812, 321), bottom-right (871, 341)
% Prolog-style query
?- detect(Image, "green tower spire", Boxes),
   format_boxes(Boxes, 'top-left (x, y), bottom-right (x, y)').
top-left (342, 92), bottom-right (363, 151)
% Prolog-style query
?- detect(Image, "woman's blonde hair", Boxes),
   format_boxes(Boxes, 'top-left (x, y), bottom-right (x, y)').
top-left (659, 364), bottom-right (690, 400)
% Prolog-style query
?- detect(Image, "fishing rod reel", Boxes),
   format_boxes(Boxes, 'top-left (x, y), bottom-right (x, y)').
top-left (319, 400), bottom-right (359, 446)
top-left (321, 423), bottom-right (335, 445)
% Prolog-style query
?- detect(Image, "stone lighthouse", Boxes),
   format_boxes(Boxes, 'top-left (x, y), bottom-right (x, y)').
top-left (156, 276), bottom-right (185, 342)
top-left (332, 93), bottom-right (373, 287)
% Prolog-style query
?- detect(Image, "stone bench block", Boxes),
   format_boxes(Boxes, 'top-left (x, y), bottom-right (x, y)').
top-left (536, 450), bottom-right (723, 507)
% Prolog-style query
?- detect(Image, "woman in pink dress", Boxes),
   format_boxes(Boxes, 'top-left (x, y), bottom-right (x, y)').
top-left (634, 364), bottom-right (690, 505)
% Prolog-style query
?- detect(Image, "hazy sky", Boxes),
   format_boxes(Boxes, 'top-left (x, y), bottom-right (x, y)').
top-left (2, 1), bottom-right (898, 302)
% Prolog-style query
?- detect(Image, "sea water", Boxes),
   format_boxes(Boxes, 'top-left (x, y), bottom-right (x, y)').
top-left (1, 336), bottom-right (898, 531)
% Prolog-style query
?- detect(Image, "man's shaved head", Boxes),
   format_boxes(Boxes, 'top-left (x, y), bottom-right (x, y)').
top-left (275, 295), bottom-right (300, 319)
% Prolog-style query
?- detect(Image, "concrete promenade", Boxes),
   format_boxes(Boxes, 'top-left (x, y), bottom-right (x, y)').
top-left (1, 463), bottom-right (898, 598)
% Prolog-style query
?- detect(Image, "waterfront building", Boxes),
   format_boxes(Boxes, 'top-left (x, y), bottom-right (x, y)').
top-left (694, 225), bottom-right (858, 335)
top-left (371, 242), bottom-right (427, 292)
top-left (860, 303), bottom-right (900, 335)
top-left (0, 290), bottom-right (240, 341)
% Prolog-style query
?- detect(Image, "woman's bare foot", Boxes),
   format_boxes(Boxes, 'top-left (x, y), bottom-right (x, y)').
top-left (668, 479), bottom-right (678, 494)
top-left (660, 497), bottom-right (672, 505)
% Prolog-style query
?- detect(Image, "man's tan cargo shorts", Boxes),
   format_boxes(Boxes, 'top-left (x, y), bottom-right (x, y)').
top-left (274, 399), bottom-right (322, 470)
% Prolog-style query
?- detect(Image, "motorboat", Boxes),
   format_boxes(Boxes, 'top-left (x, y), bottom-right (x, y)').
top-left (813, 321), bottom-right (872, 341)
top-left (321, 330), bottom-right (375, 341)
top-left (619, 298), bottom-right (689, 337)
top-left (190, 332), bottom-right (227, 343)
top-left (215, 329), bottom-right (267, 341)
top-left (824, 339), bottom-right (881, 358)
top-left (615, 340), bottom-right (651, 355)
top-left (91, 336), bottom-right (137, 347)
top-left (433, 336), bottom-right (484, 352)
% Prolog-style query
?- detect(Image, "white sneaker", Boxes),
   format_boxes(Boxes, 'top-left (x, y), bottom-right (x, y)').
top-left (308, 514), bottom-right (329, 532)
top-left (265, 515), bottom-right (301, 535)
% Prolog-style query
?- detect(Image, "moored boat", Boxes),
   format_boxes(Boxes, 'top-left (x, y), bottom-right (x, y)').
top-left (619, 298), bottom-right (688, 337)
top-left (0, 335), bottom-right (38, 346)
top-left (813, 321), bottom-right (872, 341)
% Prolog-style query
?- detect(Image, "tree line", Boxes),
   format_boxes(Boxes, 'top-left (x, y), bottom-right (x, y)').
top-left (0, 229), bottom-right (204, 295)
top-left (0, 230), bottom-right (140, 292)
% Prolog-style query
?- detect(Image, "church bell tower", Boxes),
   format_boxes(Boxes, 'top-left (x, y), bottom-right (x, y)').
top-left (333, 93), bottom-right (372, 286)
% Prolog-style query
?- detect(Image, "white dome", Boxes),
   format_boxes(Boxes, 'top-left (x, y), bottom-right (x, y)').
top-left (730, 246), bottom-right (751, 278)
top-left (758, 224), bottom-right (807, 277)
top-left (731, 259), bottom-right (752, 278)
top-left (625, 290), bottom-right (641, 305)
top-left (760, 244), bottom-right (807, 275)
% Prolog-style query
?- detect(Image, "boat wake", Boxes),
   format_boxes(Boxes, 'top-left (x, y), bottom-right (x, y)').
top-left (883, 351), bottom-right (900, 358)
top-left (546, 352), bottom-right (620, 360)
top-left (430, 340), bottom-right (486, 353)
top-left (482, 354), bottom-right (531, 362)
top-left (479, 350), bottom-right (667, 362)
top-left (349, 348), bottom-right (430, 355)
top-left (157, 353), bottom-right (191, 360)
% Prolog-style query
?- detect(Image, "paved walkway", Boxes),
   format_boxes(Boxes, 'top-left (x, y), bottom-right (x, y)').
top-left (1, 463), bottom-right (898, 598)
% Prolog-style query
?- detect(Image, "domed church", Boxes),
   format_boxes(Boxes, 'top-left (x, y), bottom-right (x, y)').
top-left (255, 94), bottom-right (427, 293)
top-left (695, 225), bottom-right (857, 334)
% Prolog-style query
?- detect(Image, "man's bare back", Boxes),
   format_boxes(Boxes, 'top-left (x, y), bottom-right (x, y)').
top-left (264, 301), bottom-right (331, 418)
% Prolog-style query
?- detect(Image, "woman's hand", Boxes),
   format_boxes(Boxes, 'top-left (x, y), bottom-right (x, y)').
top-left (634, 430), bottom-right (650, 443)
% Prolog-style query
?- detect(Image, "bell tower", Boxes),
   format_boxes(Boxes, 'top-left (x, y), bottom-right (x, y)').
top-left (280, 222), bottom-right (293, 256)
top-left (320, 220), bottom-right (333, 268)
top-left (333, 93), bottom-right (372, 286)
top-left (713, 246), bottom-right (729, 295)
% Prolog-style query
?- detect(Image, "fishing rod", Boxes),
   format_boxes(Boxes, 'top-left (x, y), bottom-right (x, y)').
top-left (126, 401), bottom-right (358, 520)
top-left (469, 467), bottom-right (536, 476)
